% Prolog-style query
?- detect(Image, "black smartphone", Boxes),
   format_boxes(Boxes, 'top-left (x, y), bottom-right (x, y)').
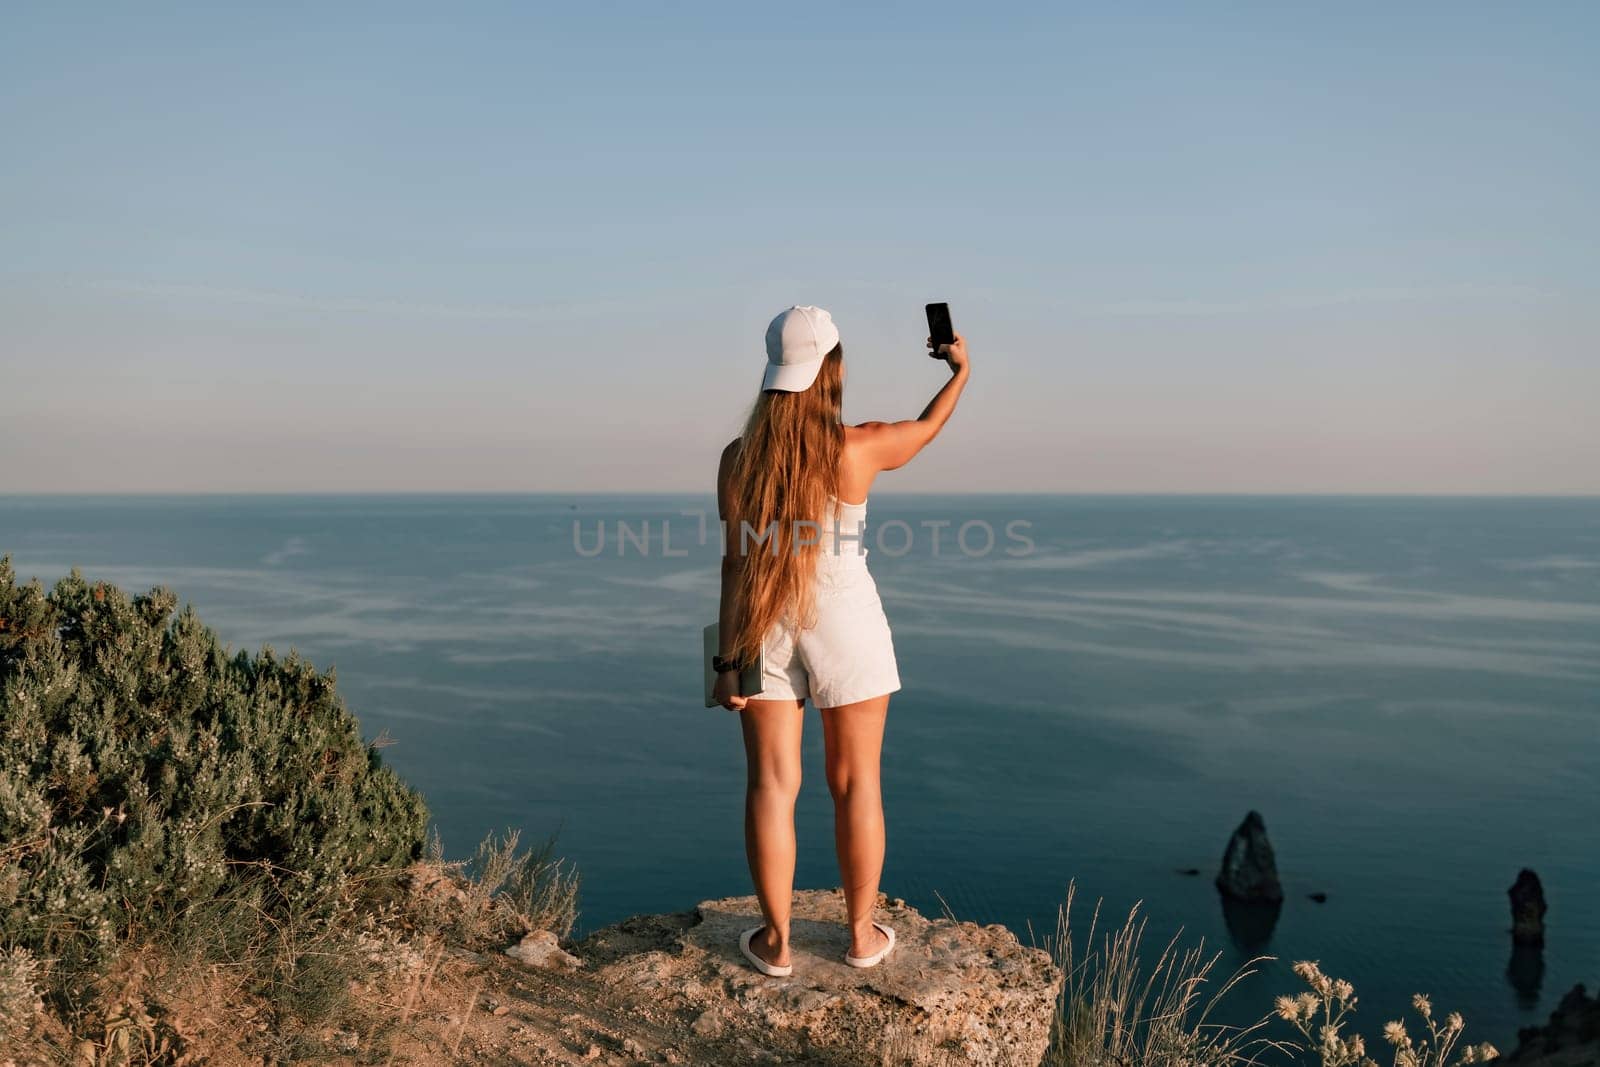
top-left (925, 302), bottom-right (955, 359)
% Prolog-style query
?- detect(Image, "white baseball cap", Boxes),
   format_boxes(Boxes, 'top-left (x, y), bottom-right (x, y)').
top-left (762, 305), bottom-right (840, 392)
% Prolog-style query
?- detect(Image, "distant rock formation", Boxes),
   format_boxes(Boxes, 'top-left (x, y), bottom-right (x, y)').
top-left (1509, 869), bottom-right (1548, 945)
top-left (1502, 983), bottom-right (1600, 1067)
top-left (1216, 810), bottom-right (1284, 904)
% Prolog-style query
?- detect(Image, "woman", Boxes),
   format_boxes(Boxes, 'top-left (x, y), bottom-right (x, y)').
top-left (712, 304), bottom-right (970, 976)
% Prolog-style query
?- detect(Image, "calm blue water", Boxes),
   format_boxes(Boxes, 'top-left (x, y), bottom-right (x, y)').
top-left (3, 494), bottom-right (1596, 1049)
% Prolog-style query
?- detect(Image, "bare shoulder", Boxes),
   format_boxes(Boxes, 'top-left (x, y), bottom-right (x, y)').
top-left (841, 422), bottom-right (898, 478)
top-left (844, 417), bottom-right (932, 473)
top-left (845, 421), bottom-right (905, 449)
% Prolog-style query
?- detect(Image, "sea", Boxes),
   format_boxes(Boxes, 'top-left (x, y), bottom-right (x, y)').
top-left (2, 493), bottom-right (1596, 1050)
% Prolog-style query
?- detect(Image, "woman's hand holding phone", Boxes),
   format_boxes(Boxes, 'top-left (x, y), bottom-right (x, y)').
top-left (927, 332), bottom-right (969, 374)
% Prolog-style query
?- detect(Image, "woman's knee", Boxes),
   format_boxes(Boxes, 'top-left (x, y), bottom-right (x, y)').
top-left (825, 761), bottom-right (879, 803)
top-left (748, 763), bottom-right (802, 801)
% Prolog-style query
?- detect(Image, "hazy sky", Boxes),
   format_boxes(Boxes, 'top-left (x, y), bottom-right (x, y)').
top-left (2, 4), bottom-right (1596, 493)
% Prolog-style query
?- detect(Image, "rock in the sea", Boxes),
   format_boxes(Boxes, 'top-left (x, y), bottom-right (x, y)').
top-left (1509, 869), bottom-right (1548, 946)
top-left (506, 928), bottom-right (583, 970)
top-left (576, 888), bottom-right (1062, 1066)
top-left (1215, 810), bottom-right (1284, 904)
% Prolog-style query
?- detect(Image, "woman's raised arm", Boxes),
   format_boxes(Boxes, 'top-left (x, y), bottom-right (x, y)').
top-left (854, 332), bottom-right (971, 473)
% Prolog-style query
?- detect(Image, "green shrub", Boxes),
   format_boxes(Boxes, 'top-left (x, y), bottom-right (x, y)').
top-left (0, 556), bottom-right (428, 977)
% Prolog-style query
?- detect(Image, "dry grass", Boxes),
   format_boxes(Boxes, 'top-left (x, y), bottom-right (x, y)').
top-left (0, 829), bottom-right (578, 1066)
top-left (1041, 881), bottom-right (1286, 1067)
top-left (1035, 881), bottom-right (1502, 1067)
top-left (1273, 960), bottom-right (1500, 1067)
top-left (449, 827), bottom-right (581, 943)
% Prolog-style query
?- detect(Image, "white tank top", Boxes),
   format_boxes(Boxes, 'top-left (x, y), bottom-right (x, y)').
top-left (816, 495), bottom-right (870, 577)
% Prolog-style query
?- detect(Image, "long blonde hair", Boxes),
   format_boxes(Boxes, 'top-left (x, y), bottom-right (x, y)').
top-left (725, 344), bottom-right (844, 665)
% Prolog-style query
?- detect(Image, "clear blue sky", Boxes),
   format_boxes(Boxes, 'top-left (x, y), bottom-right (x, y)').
top-left (2, 3), bottom-right (1596, 492)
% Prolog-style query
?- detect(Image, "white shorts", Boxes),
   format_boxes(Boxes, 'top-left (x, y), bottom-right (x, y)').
top-left (756, 573), bottom-right (901, 708)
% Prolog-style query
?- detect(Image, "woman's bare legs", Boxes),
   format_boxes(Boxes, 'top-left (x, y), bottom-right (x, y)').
top-left (738, 697), bottom-right (805, 968)
top-left (820, 694), bottom-right (891, 960)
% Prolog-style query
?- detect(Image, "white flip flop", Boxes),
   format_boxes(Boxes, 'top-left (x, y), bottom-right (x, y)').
top-left (844, 921), bottom-right (896, 968)
top-left (739, 925), bottom-right (792, 977)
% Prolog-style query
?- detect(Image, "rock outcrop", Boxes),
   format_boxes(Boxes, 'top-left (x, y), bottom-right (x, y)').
top-left (562, 887), bottom-right (1063, 1065)
top-left (1503, 983), bottom-right (1600, 1067)
top-left (1215, 810), bottom-right (1283, 904)
top-left (1509, 868), bottom-right (1548, 945)
top-left (507, 928), bottom-right (584, 970)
